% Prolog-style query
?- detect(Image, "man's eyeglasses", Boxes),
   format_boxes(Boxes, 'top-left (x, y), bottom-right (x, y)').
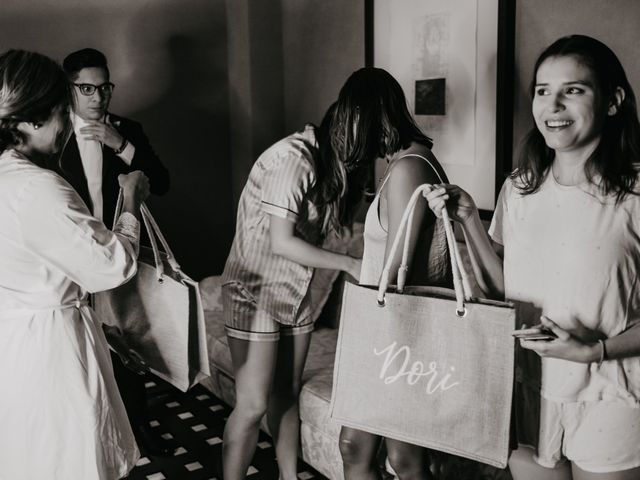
top-left (73, 82), bottom-right (115, 96)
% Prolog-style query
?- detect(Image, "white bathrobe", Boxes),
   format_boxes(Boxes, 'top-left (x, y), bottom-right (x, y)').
top-left (0, 149), bottom-right (140, 479)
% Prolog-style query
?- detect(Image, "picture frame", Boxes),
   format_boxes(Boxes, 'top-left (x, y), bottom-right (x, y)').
top-left (365, 0), bottom-right (514, 215)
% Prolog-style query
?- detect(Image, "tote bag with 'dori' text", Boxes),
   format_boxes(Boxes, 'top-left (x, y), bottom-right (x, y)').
top-left (330, 184), bottom-right (516, 468)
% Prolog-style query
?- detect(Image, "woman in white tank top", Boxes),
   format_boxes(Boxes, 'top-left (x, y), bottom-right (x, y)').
top-left (335, 68), bottom-right (451, 480)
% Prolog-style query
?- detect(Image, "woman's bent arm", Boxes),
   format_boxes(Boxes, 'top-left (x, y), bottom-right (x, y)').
top-left (522, 316), bottom-right (640, 363)
top-left (269, 215), bottom-right (361, 280)
top-left (460, 210), bottom-right (505, 298)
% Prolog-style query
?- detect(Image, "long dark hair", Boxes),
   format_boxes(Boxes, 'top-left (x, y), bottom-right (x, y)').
top-left (311, 67), bottom-right (432, 234)
top-left (514, 35), bottom-right (640, 201)
top-left (0, 50), bottom-right (72, 153)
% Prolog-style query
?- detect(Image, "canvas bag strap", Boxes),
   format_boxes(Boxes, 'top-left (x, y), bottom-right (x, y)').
top-left (142, 209), bottom-right (166, 282)
top-left (377, 184), bottom-right (472, 316)
top-left (114, 189), bottom-right (165, 281)
top-left (113, 188), bottom-right (123, 230)
top-left (114, 189), bottom-right (182, 272)
top-left (140, 204), bottom-right (182, 273)
top-left (441, 207), bottom-right (472, 315)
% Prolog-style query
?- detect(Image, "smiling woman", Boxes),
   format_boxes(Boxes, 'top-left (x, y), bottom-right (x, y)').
top-left (532, 56), bottom-right (615, 176)
top-left (517, 36), bottom-right (639, 201)
top-left (423, 35), bottom-right (640, 480)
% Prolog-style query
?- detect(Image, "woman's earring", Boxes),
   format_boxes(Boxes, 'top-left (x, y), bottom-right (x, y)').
top-left (33, 123), bottom-right (41, 130)
top-left (608, 87), bottom-right (626, 116)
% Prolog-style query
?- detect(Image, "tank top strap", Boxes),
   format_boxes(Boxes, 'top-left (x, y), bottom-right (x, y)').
top-left (378, 152), bottom-right (445, 197)
top-left (396, 153), bottom-right (446, 184)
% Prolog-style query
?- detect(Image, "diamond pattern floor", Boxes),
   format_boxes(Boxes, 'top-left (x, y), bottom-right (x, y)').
top-left (123, 376), bottom-right (327, 480)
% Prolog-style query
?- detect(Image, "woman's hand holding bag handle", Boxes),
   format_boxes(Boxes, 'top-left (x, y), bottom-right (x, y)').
top-left (377, 183), bottom-right (474, 316)
top-left (114, 188), bottom-right (183, 283)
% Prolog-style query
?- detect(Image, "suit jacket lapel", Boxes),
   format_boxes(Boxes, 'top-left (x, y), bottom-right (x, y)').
top-left (101, 113), bottom-right (126, 227)
top-left (102, 113), bottom-right (123, 182)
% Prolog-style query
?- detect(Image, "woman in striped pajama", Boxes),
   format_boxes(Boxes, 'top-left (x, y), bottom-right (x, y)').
top-left (221, 101), bottom-right (370, 480)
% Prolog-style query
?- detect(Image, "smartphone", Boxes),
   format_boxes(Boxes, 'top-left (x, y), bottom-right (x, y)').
top-left (511, 327), bottom-right (557, 341)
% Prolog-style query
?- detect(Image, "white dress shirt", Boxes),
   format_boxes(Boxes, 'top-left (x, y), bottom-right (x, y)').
top-left (72, 113), bottom-right (135, 221)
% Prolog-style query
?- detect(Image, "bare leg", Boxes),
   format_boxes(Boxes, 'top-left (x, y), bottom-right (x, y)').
top-left (572, 463), bottom-right (640, 480)
top-left (266, 332), bottom-right (312, 480)
top-left (222, 337), bottom-right (278, 480)
top-left (509, 446), bottom-right (572, 480)
top-left (339, 426), bottom-right (382, 479)
top-left (385, 438), bottom-right (431, 480)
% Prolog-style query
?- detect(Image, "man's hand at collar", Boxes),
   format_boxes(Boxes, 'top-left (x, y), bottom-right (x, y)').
top-left (78, 120), bottom-right (124, 151)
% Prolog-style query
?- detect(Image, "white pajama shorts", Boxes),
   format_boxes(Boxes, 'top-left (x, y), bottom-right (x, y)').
top-left (531, 397), bottom-right (640, 473)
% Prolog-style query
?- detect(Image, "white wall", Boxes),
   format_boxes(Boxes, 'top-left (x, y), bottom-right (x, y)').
top-left (281, 0), bottom-right (365, 131)
top-left (226, 0), bottom-right (365, 205)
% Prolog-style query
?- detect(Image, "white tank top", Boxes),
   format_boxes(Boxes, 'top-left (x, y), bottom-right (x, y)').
top-left (359, 154), bottom-right (451, 287)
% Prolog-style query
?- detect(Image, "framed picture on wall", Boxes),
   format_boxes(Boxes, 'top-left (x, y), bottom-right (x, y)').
top-left (365, 0), bottom-right (514, 214)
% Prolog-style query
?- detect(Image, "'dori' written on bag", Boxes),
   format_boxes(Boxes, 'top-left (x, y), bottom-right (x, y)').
top-left (330, 185), bottom-right (516, 468)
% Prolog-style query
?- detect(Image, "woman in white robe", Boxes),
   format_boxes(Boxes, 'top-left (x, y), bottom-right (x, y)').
top-left (0, 50), bottom-right (150, 479)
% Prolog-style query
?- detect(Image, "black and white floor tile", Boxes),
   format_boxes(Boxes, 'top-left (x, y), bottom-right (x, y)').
top-left (124, 377), bottom-right (327, 480)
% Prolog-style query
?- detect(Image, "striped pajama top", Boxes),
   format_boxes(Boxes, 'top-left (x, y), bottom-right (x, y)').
top-left (221, 125), bottom-right (324, 326)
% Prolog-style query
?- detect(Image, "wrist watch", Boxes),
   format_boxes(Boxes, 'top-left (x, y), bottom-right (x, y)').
top-left (114, 137), bottom-right (128, 154)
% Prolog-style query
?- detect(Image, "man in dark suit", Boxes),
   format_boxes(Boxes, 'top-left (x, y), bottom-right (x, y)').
top-left (55, 48), bottom-right (172, 456)
top-left (58, 48), bottom-right (169, 225)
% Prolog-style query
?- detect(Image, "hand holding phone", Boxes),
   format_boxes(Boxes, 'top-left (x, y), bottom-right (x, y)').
top-left (511, 325), bottom-right (557, 341)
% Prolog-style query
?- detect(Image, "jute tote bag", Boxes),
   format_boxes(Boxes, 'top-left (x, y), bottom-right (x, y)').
top-left (95, 197), bottom-right (210, 392)
top-left (329, 185), bottom-right (516, 468)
